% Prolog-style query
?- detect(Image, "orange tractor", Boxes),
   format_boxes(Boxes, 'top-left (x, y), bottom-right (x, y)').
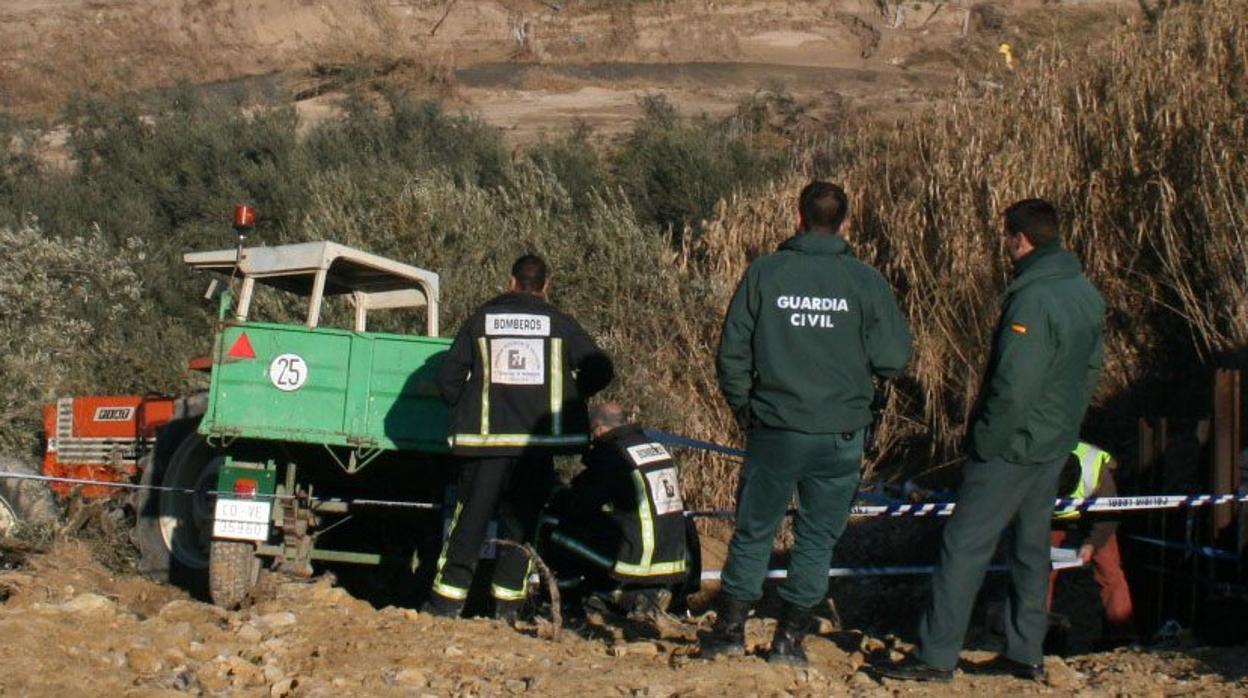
top-left (41, 395), bottom-right (180, 498)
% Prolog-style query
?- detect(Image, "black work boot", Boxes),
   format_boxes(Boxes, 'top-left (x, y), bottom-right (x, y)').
top-left (699, 594), bottom-right (752, 659)
top-left (423, 594), bottom-right (463, 619)
top-left (495, 599), bottom-right (524, 624)
top-left (869, 654), bottom-right (954, 683)
top-left (768, 601), bottom-right (813, 667)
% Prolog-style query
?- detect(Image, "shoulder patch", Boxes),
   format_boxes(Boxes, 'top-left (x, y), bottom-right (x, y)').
top-left (1010, 323), bottom-right (1028, 335)
top-left (626, 443), bottom-right (671, 466)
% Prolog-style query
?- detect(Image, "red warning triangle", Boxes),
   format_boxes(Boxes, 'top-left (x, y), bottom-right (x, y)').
top-left (227, 333), bottom-right (257, 359)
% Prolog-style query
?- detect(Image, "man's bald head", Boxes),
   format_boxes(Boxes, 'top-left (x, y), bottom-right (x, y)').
top-left (589, 402), bottom-right (627, 438)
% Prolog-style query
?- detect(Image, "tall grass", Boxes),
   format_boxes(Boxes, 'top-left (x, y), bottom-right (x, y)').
top-left (680, 0), bottom-right (1248, 496)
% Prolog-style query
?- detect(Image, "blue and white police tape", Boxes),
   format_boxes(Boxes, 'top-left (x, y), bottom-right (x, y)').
top-left (700, 556), bottom-right (1085, 581)
top-left (687, 493), bottom-right (1248, 520)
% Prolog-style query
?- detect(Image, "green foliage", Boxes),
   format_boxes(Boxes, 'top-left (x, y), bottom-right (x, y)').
top-left (0, 224), bottom-right (198, 455)
top-left (0, 89), bottom-right (775, 463)
top-left (611, 95), bottom-right (787, 237)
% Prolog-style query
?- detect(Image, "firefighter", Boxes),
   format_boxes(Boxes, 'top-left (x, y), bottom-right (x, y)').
top-left (1048, 441), bottom-right (1135, 639)
top-left (706, 181), bottom-right (914, 666)
top-left (544, 402), bottom-right (688, 618)
top-left (429, 254), bottom-right (614, 621)
top-left (875, 199), bottom-right (1106, 683)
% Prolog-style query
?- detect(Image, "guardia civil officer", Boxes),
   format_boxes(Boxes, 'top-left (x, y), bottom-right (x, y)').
top-left (429, 254), bottom-right (613, 620)
top-left (875, 199), bottom-right (1105, 683)
top-left (704, 181), bottom-right (913, 666)
top-left (545, 402), bottom-right (688, 618)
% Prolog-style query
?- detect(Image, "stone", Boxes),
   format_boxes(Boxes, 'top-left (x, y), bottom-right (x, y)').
top-left (263, 664), bottom-right (285, 683)
top-left (395, 669), bottom-right (428, 686)
top-left (270, 677), bottom-right (297, 698)
top-left (125, 646), bottom-right (163, 675)
top-left (505, 678), bottom-right (529, 693)
top-left (624, 642), bottom-right (660, 656)
top-left (847, 651), bottom-right (866, 671)
top-left (259, 611), bottom-right (297, 630)
top-left (860, 637), bottom-right (886, 655)
top-left (850, 671), bottom-right (877, 688)
top-left (61, 593), bottom-right (117, 614)
top-left (236, 624), bottom-right (264, 644)
top-left (186, 642), bottom-right (215, 662)
top-left (197, 669), bottom-right (231, 693)
top-left (444, 645), bottom-right (465, 658)
top-left (1044, 657), bottom-right (1083, 691)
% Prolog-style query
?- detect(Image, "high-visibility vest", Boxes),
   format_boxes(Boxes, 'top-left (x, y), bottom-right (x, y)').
top-left (1055, 441), bottom-right (1112, 520)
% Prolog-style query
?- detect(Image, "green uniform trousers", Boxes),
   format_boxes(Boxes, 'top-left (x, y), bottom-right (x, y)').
top-left (721, 428), bottom-right (863, 608)
top-left (916, 455), bottom-right (1065, 670)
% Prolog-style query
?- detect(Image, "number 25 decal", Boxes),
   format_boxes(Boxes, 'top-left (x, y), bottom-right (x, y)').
top-left (269, 353), bottom-right (309, 392)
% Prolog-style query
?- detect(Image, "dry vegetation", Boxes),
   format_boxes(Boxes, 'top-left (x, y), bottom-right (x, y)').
top-left (1, 2), bottom-right (1244, 516)
top-left (673, 0), bottom-right (1248, 503)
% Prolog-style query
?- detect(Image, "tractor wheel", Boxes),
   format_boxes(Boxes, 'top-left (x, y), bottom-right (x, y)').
top-left (132, 425), bottom-right (218, 594)
top-left (209, 540), bottom-right (261, 609)
top-left (0, 457), bottom-right (60, 535)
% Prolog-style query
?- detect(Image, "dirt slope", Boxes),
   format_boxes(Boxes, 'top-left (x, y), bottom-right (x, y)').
top-left (0, 542), bottom-right (1243, 697)
top-left (1, 0), bottom-right (1138, 141)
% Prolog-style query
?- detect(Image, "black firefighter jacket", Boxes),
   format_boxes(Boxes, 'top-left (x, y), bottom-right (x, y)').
top-left (437, 292), bottom-right (613, 456)
top-left (553, 424), bottom-right (688, 584)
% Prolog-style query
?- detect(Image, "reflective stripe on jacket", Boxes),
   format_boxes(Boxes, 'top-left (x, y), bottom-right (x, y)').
top-left (436, 292), bottom-right (613, 456)
top-left (555, 424), bottom-right (687, 583)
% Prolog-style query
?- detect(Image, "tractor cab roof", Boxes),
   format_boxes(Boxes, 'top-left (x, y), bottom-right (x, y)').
top-left (184, 241), bottom-right (440, 335)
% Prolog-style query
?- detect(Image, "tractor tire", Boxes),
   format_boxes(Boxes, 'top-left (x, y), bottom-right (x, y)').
top-left (131, 421), bottom-right (216, 596)
top-left (0, 456), bottom-right (60, 535)
top-left (209, 540), bottom-right (261, 609)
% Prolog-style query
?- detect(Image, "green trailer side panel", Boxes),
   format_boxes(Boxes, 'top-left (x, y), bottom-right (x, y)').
top-left (369, 336), bottom-right (450, 451)
top-left (199, 323), bottom-right (452, 453)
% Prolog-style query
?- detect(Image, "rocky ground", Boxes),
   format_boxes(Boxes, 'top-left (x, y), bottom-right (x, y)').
top-left (0, 540), bottom-right (1244, 697)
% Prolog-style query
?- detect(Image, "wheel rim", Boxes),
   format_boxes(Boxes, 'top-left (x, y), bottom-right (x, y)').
top-left (158, 449), bottom-right (222, 570)
top-left (0, 497), bottom-right (18, 536)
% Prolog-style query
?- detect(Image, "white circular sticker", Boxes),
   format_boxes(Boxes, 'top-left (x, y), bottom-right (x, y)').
top-left (269, 353), bottom-right (308, 392)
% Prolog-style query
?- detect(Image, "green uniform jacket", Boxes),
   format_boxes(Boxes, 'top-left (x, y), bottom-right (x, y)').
top-left (716, 233), bottom-right (913, 434)
top-left (968, 245), bottom-right (1106, 465)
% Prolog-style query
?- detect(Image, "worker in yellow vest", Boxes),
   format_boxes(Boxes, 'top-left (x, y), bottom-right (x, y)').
top-left (1048, 441), bottom-right (1135, 638)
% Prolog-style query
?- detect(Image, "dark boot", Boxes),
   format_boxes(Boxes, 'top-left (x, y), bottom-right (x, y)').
top-left (768, 601), bottom-right (813, 667)
top-left (495, 598), bottom-right (524, 624)
top-left (700, 594), bottom-right (752, 659)
top-left (423, 594), bottom-right (463, 619)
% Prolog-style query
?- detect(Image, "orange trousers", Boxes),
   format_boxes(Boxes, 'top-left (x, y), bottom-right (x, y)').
top-left (1048, 529), bottom-right (1135, 634)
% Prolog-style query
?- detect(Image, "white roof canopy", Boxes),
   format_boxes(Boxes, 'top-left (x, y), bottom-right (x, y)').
top-left (184, 241), bottom-right (440, 334)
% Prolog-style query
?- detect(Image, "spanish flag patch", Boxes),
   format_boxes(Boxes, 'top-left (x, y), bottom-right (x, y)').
top-left (1010, 323), bottom-right (1028, 334)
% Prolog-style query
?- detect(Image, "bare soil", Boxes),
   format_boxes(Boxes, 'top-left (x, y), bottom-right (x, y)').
top-left (2, 0), bottom-right (1140, 143)
top-left (0, 541), bottom-right (1244, 697)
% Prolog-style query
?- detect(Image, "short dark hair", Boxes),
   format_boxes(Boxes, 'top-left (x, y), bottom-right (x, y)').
top-left (510, 254), bottom-right (548, 292)
top-left (1003, 199), bottom-right (1060, 246)
top-left (798, 181), bottom-right (849, 232)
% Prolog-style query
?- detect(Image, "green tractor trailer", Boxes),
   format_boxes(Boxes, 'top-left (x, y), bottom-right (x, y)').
top-left (134, 240), bottom-right (455, 607)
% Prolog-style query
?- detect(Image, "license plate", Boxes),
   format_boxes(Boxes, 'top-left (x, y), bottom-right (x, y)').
top-left (213, 498), bottom-right (272, 542)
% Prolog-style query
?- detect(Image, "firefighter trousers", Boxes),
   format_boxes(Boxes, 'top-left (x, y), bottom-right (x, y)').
top-left (721, 427), bottom-right (863, 608)
top-left (915, 455), bottom-right (1065, 670)
top-left (432, 455), bottom-right (555, 612)
top-left (1048, 530), bottom-right (1135, 635)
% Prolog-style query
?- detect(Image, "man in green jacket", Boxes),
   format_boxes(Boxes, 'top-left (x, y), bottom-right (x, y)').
top-left (875, 199), bottom-right (1106, 683)
top-left (702, 181), bottom-right (913, 666)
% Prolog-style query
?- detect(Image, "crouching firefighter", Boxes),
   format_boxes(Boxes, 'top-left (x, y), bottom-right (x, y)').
top-left (1048, 441), bottom-right (1135, 640)
top-left (429, 254), bottom-right (614, 621)
top-left (544, 402), bottom-right (688, 618)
